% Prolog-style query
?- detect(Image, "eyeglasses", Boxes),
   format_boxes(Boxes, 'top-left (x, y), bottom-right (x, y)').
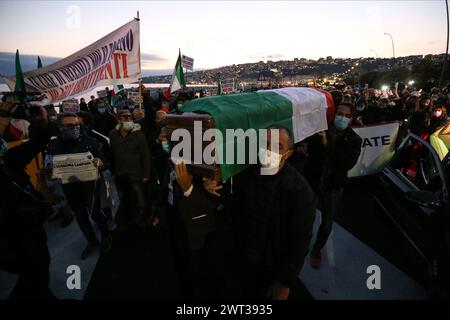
top-left (62, 124), bottom-right (80, 129)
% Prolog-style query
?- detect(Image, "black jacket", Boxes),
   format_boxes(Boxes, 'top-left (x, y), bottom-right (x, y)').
top-left (109, 124), bottom-right (151, 181)
top-left (176, 180), bottom-right (217, 252)
top-left (0, 123), bottom-right (53, 271)
top-left (46, 134), bottom-right (103, 160)
top-left (233, 163), bottom-right (317, 288)
top-left (304, 125), bottom-right (362, 193)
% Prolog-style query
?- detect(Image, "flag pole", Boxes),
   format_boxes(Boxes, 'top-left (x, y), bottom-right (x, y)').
top-left (135, 11), bottom-right (142, 110)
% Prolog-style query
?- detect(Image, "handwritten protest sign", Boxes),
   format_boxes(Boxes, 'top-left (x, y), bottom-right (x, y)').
top-left (62, 99), bottom-right (80, 113)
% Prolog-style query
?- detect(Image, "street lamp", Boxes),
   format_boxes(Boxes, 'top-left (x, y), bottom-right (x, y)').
top-left (370, 49), bottom-right (378, 59)
top-left (384, 33), bottom-right (396, 67)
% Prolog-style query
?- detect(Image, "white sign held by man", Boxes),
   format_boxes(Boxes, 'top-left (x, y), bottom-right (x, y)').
top-left (62, 99), bottom-right (80, 113)
top-left (348, 122), bottom-right (400, 178)
top-left (127, 91), bottom-right (143, 105)
top-left (97, 90), bottom-right (108, 98)
top-left (49, 152), bottom-right (98, 184)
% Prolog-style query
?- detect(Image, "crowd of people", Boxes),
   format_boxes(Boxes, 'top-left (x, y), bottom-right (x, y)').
top-left (1, 81), bottom-right (450, 300)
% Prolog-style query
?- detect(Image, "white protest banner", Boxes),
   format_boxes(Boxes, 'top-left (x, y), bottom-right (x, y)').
top-left (4, 19), bottom-right (140, 105)
top-left (50, 152), bottom-right (98, 184)
top-left (348, 122), bottom-right (400, 178)
top-left (62, 99), bottom-right (80, 113)
top-left (181, 55), bottom-right (194, 71)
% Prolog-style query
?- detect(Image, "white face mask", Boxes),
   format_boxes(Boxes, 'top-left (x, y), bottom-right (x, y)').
top-left (258, 148), bottom-right (287, 175)
top-left (122, 121), bottom-right (135, 131)
top-left (433, 110), bottom-right (443, 118)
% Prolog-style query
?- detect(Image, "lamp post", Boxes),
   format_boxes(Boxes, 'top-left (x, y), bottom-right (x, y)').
top-left (370, 49), bottom-right (378, 59)
top-left (384, 33), bottom-right (396, 68)
top-left (439, 0), bottom-right (449, 88)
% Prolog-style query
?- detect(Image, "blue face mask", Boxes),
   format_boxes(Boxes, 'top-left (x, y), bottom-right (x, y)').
top-left (162, 141), bottom-right (170, 154)
top-left (334, 115), bottom-right (351, 131)
top-left (62, 126), bottom-right (81, 140)
top-left (98, 107), bottom-right (106, 114)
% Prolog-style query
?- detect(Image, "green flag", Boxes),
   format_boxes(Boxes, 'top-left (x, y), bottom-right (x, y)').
top-left (170, 49), bottom-right (185, 93)
top-left (37, 56), bottom-right (43, 68)
top-left (14, 49), bottom-right (26, 93)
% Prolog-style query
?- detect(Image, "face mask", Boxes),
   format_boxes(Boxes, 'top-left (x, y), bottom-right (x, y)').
top-left (258, 148), bottom-right (283, 174)
top-left (62, 126), bottom-right (81, 140)
top-left (161, 141), bottom-right (170, 154)
top-left (98, 107), bottom-right (106, 114)
top-left (433, 110), bottom-right (443, 118)
top-left (177, 103), bottom-right (183, 108)
top-left (334, 115), bottom-right (351, 131)
top-left (49, 116), bottom-right (57, 122)
top-left (122, 121), bottom-right (135, 131)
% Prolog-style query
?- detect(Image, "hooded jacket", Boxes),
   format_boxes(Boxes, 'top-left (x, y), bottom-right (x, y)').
top-left (109, 123), bottom-right (151, 181)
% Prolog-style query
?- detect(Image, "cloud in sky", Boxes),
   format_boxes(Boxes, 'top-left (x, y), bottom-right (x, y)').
top-left (140, 52), bottom-right (168, 69)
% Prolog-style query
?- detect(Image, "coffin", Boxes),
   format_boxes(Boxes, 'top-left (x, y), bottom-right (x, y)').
top-left (165, 87), bottom-right (334, 182)
top-left (165, 112), bottom-right (221, 181)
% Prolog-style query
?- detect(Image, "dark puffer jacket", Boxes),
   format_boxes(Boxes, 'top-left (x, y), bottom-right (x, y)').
top-left (109, 123), bottom-right (151, 181)
top-left (304, 125), bottom-right (362, 193)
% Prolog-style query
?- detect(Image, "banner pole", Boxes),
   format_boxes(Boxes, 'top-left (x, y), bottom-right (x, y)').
top-left (135, 11), bottom-right (142, 110)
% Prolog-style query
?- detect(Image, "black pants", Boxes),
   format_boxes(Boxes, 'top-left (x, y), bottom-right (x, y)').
top-left (64, 181), bottom-right (109, 242)
top-left (313, 187), bottom-right (343, 251)
top-left (7, 213), bottom-right (54, 300)
top-left (115, 176), bottom-right (148, 228)
top-left (240, 259), bottom-right (274, 299)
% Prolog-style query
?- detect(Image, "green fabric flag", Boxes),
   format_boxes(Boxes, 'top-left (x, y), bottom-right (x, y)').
top-left (14, 49), bottom-right (26, 93)
top-left (170, 49), bottom-right (186, 93)
top-left (180, 91), bottom-right (293, 181)
top-left (37, 56), bottom-right (43, 69)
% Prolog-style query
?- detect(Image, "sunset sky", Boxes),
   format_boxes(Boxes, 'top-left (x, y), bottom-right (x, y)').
top-left (0, 1), bottom-right (447, 72)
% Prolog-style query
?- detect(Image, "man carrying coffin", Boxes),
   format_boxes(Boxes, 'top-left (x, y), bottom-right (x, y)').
top-left (46, 113), bottom-right (111, 259)
top-left (233, 125), bottom-right (317, 299)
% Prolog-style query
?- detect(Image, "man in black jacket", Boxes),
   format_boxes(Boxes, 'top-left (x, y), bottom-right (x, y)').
top-left (109, 109), bottom-right (151, 230)
top-left (234, 125), bottom-right (317, 299)
top-left (0, 104), bottom-right (55, 299)
top-left (304, 103), bottom-right (362, 269)
top-left (46, 113), bottom-right (110, 259)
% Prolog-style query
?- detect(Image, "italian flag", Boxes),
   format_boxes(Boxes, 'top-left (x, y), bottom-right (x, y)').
top-left (180, 87), bottom-right (335, 181)
top-left (170, 50), bottom-right (186, 94)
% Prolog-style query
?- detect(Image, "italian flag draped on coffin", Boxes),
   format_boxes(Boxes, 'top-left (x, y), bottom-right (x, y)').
top-left (180, 87), bottom-right (335, 181)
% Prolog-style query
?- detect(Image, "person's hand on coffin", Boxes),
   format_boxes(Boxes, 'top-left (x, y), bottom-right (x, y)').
top-left (202, 178), bottom-right (223, 197)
